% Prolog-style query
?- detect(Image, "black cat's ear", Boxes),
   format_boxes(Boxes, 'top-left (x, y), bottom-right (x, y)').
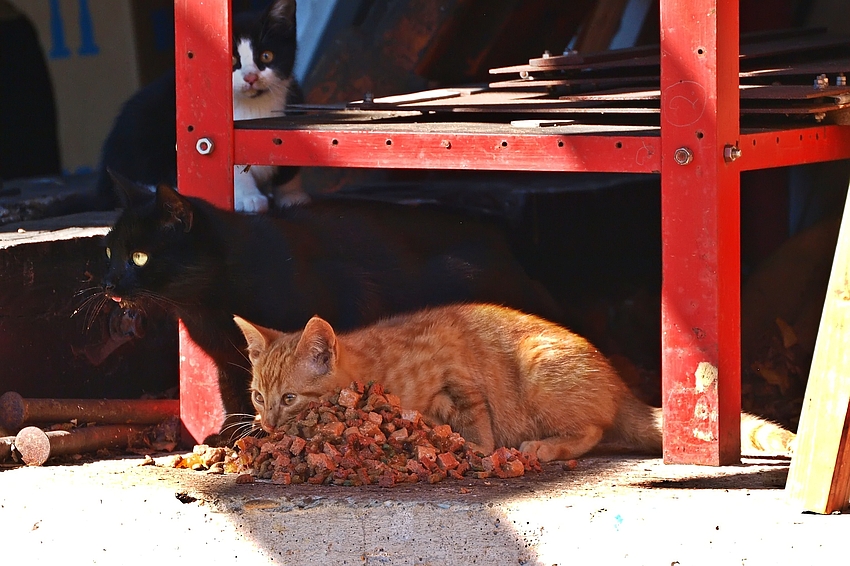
top-left (107, 168), bottom-right (154, 209)
top-left (155, 184), bottom-right (194, 233)
top-left (266, 0), bottom-right (296, 30)
top-left (296, 316), bottom-right (337, 376)
top-left (234, 316), bottom-right (282, 365)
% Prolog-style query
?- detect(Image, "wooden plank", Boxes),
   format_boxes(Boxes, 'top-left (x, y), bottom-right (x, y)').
top-left (573, 0), bottom-right (631, 54)
top-left (740, 58), bottom-right (850, 79)
top-left (739, 85), bottom-right (850, 100)
top-left (659, 0), bottom-right (742, 465)
top-left (786, 185), bottom-right (850, 515)
top-left (488, 76), bottom-right (659, 90)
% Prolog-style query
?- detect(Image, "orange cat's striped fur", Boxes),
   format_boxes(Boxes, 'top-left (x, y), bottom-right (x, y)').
top-left (234, 304), bottom-right (795, 462)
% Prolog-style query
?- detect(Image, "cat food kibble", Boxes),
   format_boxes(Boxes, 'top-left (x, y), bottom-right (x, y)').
top-left (234, 381), bottom-right (541, 487)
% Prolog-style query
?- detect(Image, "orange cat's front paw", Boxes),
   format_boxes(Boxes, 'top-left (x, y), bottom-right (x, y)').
top-left (465, 441), bottom-right (492, 456)
top-left (519, 440), bottom-right (547, 461)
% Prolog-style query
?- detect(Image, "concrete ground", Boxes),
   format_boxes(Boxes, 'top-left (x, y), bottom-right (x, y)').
top-left (0, 453), bottom-right (844, 565)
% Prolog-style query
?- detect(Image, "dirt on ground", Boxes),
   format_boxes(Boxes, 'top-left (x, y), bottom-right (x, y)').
top-left (1, 451), bottom-right (845, 565)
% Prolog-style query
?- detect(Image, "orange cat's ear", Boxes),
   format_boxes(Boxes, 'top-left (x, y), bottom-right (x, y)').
top-left (295, 316), bottom-right (338, 376)
top-left (233, 316), bottom-right (280, 364)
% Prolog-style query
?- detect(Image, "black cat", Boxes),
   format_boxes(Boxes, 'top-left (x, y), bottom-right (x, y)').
top-left (97, 174), bottom-right (562, 426)
top-left (95, 0), bottom-right (303, 213)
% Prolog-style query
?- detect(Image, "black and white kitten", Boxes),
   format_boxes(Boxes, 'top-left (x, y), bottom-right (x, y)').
top-left (95, 0), bottom-right (305, 213)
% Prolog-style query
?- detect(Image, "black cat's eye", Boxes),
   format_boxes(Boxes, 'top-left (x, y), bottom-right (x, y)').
top-left (283, 393), bottom-right (296, 405)
top-left (260, 50), bottom-right (274, 63)
top-left (131, 251), bottom-right (149, 267)
top-left (105, 247), bottom-right (111, 259)
top-left (252, 390), bottom-right (264, 406)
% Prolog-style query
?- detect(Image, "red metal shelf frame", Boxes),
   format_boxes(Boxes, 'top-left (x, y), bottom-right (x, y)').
top-left (173, 0), bottom-right (850, 464)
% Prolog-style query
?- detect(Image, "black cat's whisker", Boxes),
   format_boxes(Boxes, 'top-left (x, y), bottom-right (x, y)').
top-left (220, 421), bottom-right (251, 436)
top-left (227, 337), bottom-right (252, 365)
top-left (236, 425), bottom-right (264, 441)
top-left (220, 416), bottom-right (260, 440)
top-left (72, 292), bottom-right (110, 331)
top-left (228, 345), bottom-right (252, 368)
top-left (73, 286), bottom-right (100, 298)
top-left (232, 422), bottom-right (261, 441)
top-left (224, 412), bottom-right (256, 421)
top-left (226, 361), bottom-right (252, 376)
top-left (220, 413), bottom-right (255, 427)
top-left (89, 294), bottom-right (115, 331)
top-left (135, 289), bottom-right (180, 310)
top-left (71, 292), bottom-right (101, 318)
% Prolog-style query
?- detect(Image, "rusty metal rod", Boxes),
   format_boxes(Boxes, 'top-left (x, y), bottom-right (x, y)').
top-left (14, 424), bottom-right (149, 466)
top-left (0, 392), bottom-right (178, 430)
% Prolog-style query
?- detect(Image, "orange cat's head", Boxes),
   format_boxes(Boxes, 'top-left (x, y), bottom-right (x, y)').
top-left (233, 315), bottom-right (344, 433)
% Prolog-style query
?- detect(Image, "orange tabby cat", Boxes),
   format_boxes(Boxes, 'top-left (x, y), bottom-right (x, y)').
top-left (234, 304), bottom-right (795, 462)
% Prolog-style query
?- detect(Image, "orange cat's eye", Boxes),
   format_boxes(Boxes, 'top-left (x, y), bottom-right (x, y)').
top-left (283, 393), bottom-right (296, 405)
top-left (260, 50), bottom-right (274, 63)
top-left (252, 391), bottom-right (264, 406)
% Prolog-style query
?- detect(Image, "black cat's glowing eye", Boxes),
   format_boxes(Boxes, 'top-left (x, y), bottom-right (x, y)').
top-left (283, 393), bottom-right (296, 405)
top-left (105, 247), bottom-right (111, 259)
top-left (260, 50), bottom-right (274, 63)
top-left (131, 251), bottom-right (149, 267)
top-left (253, 390), bottom-right (264, 406)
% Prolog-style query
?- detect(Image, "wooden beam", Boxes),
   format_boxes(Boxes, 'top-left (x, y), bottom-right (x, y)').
top-left (786, 185), bottom-right (850, 514)
top-left (574, 0), bottom-right (631, 53)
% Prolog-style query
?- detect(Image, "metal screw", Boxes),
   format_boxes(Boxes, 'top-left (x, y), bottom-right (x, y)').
top-left (814, 73), bottom-right (828, 90)
top-left (837, 73), bottom-right (847, 87)
top-left (195, 138), bottom-right (213, 155)
top-left (542, 50), bottom-right (551, 59)
top-left (441, 140), bottom-right (452, 149)
top-left (363, 92), bottom-right (374, 104)
top-left (723, 145), bottom-right (742, 162)
top-left (673, 147), bottom-right (693, 166)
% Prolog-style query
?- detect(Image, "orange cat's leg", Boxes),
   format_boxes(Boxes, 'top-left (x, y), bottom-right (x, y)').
top-left (432, 389), bottom-right (496, 454)
top-left (519, 425), bottom-right (605, 462)
top-left (448, 408), bottom-right (495, 455)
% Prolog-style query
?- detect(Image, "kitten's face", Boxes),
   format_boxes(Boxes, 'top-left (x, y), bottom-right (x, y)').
top-left (102, 182), bottom-right (196, 308)
top-left (235, 315), bottom-right (340, 433)
top-left (231, 0), bottom-right (296, 102)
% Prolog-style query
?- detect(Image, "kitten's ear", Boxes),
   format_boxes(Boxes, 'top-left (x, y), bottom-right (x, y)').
top-left (107, 168), bottom-right (154, 209)
top-left (233, 316), bottom-right (282, 365)
top-left (155, 184), bottom-right (194, 233)
top-left (295, 316), bottom-right (337, 376)
top-left (266, 0), bottom-right (296, 29)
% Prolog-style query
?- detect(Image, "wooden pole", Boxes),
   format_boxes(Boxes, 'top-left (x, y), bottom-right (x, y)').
top-left (786, 185), bottom-right (850, 514)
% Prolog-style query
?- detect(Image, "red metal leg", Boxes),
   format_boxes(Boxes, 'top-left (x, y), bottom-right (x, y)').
top-left (660, 0), bottom-right (742, 464)
top-left (174, 0), bottom-right (234, 444)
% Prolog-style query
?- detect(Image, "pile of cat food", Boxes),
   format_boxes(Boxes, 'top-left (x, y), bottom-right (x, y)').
top-left (232, 381), bottom-right (541, 487)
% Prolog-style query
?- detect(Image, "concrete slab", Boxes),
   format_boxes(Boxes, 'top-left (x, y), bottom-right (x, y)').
top-left (0, 454), bottom-right (844, 565)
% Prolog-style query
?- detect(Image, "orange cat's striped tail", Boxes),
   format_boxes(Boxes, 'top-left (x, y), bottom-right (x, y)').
top-left (603, 392), bottom-right (796, 456)
top-left (741, 412), bottom-right (796, 455)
